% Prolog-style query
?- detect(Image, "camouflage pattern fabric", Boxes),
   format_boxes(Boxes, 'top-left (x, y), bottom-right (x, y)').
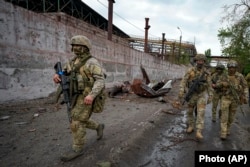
top-left (65, 52), bottom-right (105, 151)
top-left (215, 71), bottom-right (248, 136)
top-left (245, 73), bottom-right (250, 105)
top-left (186, 94), bottom-right (206, 130)
top-left (245, 72), bottom-right (250, 88)
top-left (179, 66), bottom-right (213, 132)
top-left (211, 92), bottom-right (221, 120)
top-left (211, 71), bottom-right (225, 121)
top-left (70, 94), bottom-right (100, 151)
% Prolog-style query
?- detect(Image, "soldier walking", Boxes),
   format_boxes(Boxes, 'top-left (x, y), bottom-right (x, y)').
top-left (211, 63), bottom-right (225, 122)
top-left (213, 60), bottom-right (248, 140)
top-left (53, 35), bottom-right (106, 161)
top-left (178, 54), bottom-right (213, 140)
top-left (245, 72), bottom-right (250, 106)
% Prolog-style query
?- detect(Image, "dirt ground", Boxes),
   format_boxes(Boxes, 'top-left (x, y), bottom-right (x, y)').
top-left (0, 79), bottom-right (250, 167)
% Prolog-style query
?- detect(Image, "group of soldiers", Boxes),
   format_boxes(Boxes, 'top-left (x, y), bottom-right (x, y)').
top-left (178, 54), bottom-right (249, 141)
top-left (53, 35), bottom-right (249, 162)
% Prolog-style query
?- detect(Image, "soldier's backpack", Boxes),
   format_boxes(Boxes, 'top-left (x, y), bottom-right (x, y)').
top-left (92, 89), bottom-right (106, 113)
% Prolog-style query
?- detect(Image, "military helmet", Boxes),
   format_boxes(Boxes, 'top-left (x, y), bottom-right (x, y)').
top-left (70, 35), bottom-right (91, 50)
top-left (227, 60), bottom-right (238, 68)
top-left (216, 63), bottom-right (225, 69)
top-left (194, 54), bottom-right (206, 61)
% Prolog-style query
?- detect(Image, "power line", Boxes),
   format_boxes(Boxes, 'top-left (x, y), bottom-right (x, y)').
top-left (95, 0), bottom-right (159, 37)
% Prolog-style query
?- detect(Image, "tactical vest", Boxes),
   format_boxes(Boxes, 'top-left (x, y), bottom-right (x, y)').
top-left (211, 72), bottom-right (225, 93)
top-left (69, 55), bottom-right (92, 96)
top-left (188, 67), bottom-right (208, 93)
top-left (68, 54), bottom-right (106, 113)
top-left (226, 73), bottom-right (243, 94)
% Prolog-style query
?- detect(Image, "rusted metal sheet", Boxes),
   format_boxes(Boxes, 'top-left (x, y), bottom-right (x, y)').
top-left (131, 65), bottom-right (172, 98)
top-left (131, 79), bottom-right (152, 97)
top-left (140, 65), bottom-right (150, 84)
top-left (131, 79), bottom-right (172, 97)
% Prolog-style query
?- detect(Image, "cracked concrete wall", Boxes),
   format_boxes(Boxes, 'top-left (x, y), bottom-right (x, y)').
top-left (0, 0), bottom-right (187, 103)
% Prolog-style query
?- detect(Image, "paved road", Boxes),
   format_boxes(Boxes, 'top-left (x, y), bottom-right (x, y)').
top-left (115, 103), bottom-right (250, 167)
top-left (0, 81), bottom-right (249, 167)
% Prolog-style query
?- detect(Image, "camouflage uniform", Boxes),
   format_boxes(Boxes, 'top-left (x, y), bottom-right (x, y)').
top-left (211, 63), bottom-right (225, 121)
top-left (215, 60), bottom-right (248, 140)
top-left (245, 72), bottom-right (250, 106)
top-left (179, 54), bottom-right (213, 140)
top-left (59, 35), bottom-right (105, 161)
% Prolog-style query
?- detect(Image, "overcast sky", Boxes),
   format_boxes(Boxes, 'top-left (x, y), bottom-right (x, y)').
top-left (82, 0), bottom-right (237, 56)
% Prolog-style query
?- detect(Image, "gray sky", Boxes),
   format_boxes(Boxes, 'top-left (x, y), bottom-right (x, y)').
top-left (82, 0), bottom-right (237, 56)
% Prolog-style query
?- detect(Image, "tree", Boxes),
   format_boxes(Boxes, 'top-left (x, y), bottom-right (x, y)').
top-left (179, 52), bottom-right (190, 65)
top-left (218, 0), bottom-right (250, 74)
top-left (204, 49), bottom-right (212, 65)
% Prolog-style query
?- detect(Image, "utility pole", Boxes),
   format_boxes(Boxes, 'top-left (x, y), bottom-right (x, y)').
top-left (161, 33), bottom-right (165, 58)
top-left (108, 0), bottom-right (115, 41)
top-left (144, 18), bottom-right (150, 53)
top-left (177, 27), bottom-right (182, 62)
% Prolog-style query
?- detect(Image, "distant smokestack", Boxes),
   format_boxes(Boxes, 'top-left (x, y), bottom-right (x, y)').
top-left (108, 0), bottom-right (115, 41)
top-left (162, 33), bottom-right (165, 57)
top-left (144, 18), bottom-right (150, 53)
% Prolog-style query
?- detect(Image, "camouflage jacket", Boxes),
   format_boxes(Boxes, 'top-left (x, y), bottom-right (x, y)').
top-left (245, 73), bottom-right (250, 88)
top-left (179, 66), bottom-right (213, 96)
top-left (65, 53), bottom-right (105, 99)
top-left (215, 72), bottom-right (248, 98)
top-left (211, 71), bottom-right (225, 93)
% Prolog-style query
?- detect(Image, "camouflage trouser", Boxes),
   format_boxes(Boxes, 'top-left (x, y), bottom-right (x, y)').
top-left (212, 92), bottom-right (221, 120)
top-left (220, 95), bottom-right (237, 136)
top-left (187, 92), bottom-right (206, 131)
top-left (249, 88), bottom-right (250, 106)
top-left (70, 95), bottom-right (99, 151)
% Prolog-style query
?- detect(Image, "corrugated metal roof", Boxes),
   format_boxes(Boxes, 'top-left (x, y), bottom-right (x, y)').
top-left (6, 0), bottom-right (130, 38)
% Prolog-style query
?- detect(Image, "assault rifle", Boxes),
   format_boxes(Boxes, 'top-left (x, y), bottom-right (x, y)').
top-left (227, 79), bottom-right (245, 116)
top-left (183, 72), bottom-right (206, 105)
top-left (54, 62), bottom-right (72, 123)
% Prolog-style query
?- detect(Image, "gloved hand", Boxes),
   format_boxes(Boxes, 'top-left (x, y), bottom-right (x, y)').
top-left (207, 95), bottom-right (213, 104)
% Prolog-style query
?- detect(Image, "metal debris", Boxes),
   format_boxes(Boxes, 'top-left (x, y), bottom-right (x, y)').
top-left (15, 122), bottom-right (28, 125)
top-left (0, 116), bottom-right (10, 121)
top-left (131, 65), bottom-right (172, 97)
top-left (33, 113), bottom-right (39, 117)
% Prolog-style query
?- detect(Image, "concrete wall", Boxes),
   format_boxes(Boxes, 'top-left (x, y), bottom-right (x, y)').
top-left (0, 0), bottom-right (187, 103)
